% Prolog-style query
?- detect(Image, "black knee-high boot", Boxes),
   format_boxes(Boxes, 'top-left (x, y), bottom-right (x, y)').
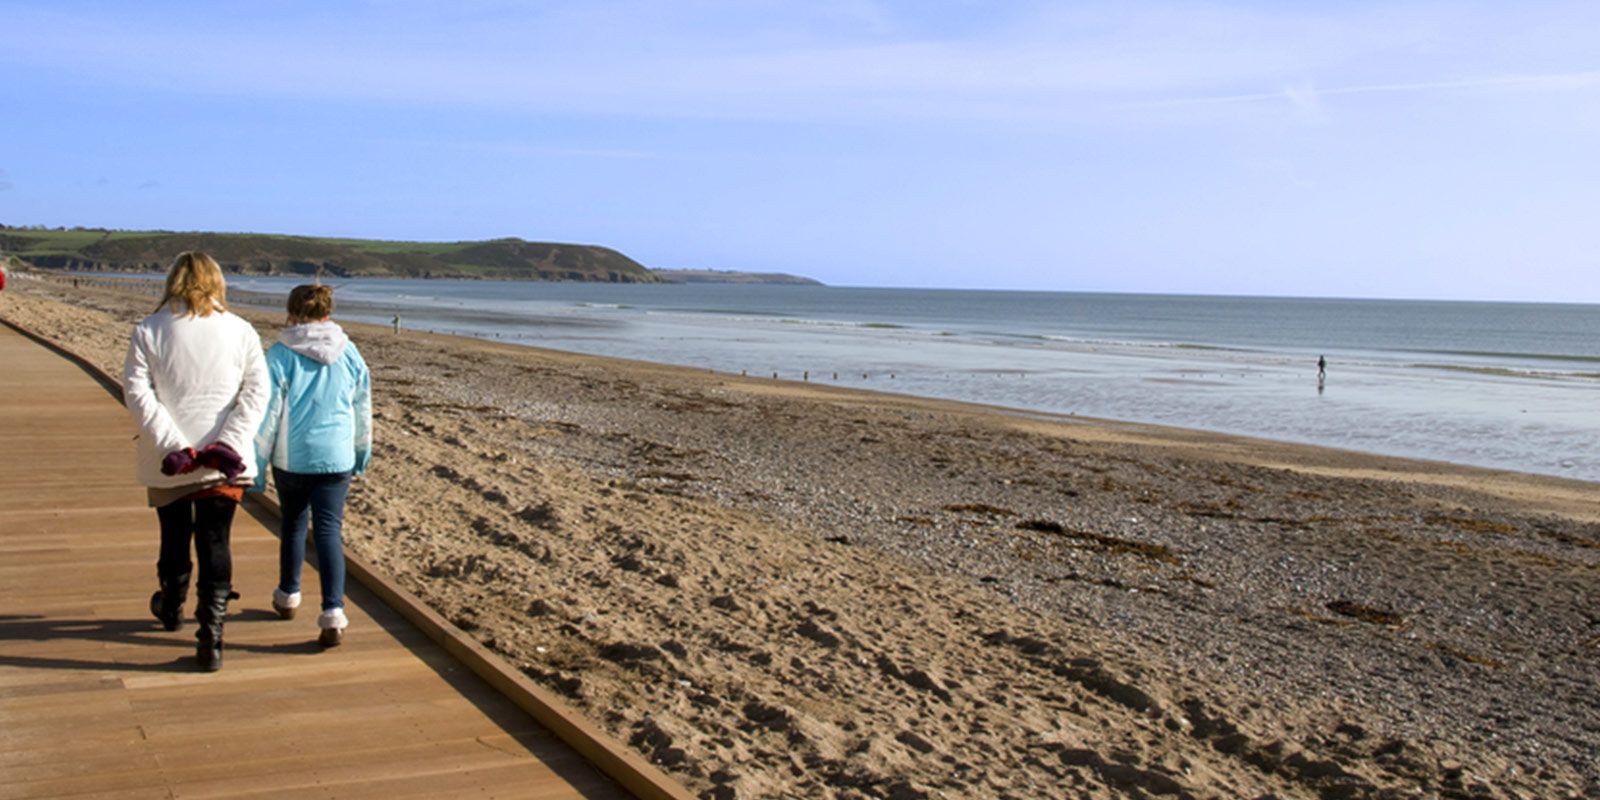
top-left (149, 570), bottom-right (191, 632)
top-left (195, 585), bottom-right (238, 672)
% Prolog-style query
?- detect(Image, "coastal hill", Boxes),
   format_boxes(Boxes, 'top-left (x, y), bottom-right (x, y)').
top-left (653, 268), bottom-right (822, 285)
top-left (0, 226), bottom-right (658, 282)
top-left (0, 225), bottom-right (824, 285)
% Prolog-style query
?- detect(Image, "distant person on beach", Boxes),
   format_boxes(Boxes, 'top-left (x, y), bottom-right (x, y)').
top-left (123, 252), bottom-right (269, 671)
top-left (1317, 355), bottom-right (1327, 380)
top-left (392, 314), bottom-right (400, 334)
top-left (253, 284), bottom-right (372, 647)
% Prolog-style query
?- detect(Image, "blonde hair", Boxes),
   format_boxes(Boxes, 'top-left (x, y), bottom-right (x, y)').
top-left (286, 284), bottom-right (334, 324)
top-left (157, 252), bottom-right (228, 316)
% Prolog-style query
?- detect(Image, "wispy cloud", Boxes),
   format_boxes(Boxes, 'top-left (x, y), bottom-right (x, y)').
top-left (454, 141), bottom-right (664, 160)
top-left (1149, 69), bottom-right (1600, 111)
top-left (5, 1), bottom-right (1600, 129)
top-left (1281, 82), bottom-right (1324, 123)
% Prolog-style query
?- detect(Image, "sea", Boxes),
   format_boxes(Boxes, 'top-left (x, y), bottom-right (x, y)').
top-left (217, 277), bottom-right (1600, 483)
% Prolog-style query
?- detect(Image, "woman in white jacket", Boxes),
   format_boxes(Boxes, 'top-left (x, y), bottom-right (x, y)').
top-left (123, 252), bottom-right (268, 671)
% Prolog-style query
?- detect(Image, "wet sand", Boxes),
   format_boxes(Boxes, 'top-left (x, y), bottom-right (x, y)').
top-left (6, 272), bottom-right (1597, 799)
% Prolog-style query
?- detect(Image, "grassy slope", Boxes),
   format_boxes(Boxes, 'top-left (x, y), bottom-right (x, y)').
top-left (0, 227), bottom-right (658, 282)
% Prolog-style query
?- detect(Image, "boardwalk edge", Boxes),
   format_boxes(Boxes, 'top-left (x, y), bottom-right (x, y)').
top-left (0, 313), bottom-right (697, 800)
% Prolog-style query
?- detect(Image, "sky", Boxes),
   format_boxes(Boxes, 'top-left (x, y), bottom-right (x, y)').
top-left (2, 1), bottom-right (1599, 301)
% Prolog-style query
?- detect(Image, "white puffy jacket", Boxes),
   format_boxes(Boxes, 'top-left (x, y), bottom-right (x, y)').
top-left (123, 306), bottom-right (270, 489)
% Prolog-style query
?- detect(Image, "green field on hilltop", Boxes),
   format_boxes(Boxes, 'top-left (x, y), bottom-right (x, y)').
top-left (297, 236), bottom-right (479, 255)
top-left (0, 226), bottom-right (659, 283)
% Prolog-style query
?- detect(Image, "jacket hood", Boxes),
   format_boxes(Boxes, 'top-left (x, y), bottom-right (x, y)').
top-left (279, 320), bottom-right (349, 365)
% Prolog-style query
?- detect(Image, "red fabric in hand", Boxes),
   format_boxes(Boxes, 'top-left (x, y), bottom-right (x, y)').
top-left (160, 447), bottom-right (199, 476)
top-left (195, 442), bottom-right (246, 481)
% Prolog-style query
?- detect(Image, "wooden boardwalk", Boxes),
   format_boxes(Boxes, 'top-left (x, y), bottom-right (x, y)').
top-left (0, 323), bottom-right (641, 800)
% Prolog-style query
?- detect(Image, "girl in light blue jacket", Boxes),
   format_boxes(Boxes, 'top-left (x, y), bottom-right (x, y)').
top-left (253, 284), bottom-right (372, 646)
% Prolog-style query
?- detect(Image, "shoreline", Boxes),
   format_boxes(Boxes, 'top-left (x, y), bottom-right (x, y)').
top-left (6, 272), bottom-right (1597, 799)
top-left (349, 304), bottom-right (1600, 524)
top-left (405, 321), bottom-right (1600, 520)
top-left (237, 273), bottom-right (1600, 487)
top-left (72, 266), bottom-right (1600, 493)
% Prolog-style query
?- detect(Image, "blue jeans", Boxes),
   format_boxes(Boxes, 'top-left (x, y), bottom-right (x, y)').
top-left (274, 469), bottom-right (351, 612)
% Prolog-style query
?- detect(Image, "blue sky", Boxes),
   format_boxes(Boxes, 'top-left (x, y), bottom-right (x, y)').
top-left (3, 1), bottom-right (1598, 301)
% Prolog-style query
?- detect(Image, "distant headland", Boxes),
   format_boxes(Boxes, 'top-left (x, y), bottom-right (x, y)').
top-left (653, 268), bottom-right (822, 286)
top-left (0, 225), bottom-right (822, 285)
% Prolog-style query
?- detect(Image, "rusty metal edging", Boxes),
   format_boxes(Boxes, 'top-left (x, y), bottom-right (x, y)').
top-left (0, 314), bottom-right (696, 800)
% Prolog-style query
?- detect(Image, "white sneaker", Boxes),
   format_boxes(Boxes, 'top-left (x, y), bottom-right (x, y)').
top-left (317, 608), bottom-right (348, 647)
top-left (272, 589), bottom-right (301, 620)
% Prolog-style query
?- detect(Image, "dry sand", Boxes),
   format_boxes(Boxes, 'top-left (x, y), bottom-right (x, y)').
top-left (5, 272), bottom-right (1597, 799)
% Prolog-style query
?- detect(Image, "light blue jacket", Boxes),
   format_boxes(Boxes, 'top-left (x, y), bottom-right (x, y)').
top-left (252, 321), bottom-right (372, 487)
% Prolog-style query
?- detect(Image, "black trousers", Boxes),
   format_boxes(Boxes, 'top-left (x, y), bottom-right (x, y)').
top-left (155, 496), bottom-right (237, 592)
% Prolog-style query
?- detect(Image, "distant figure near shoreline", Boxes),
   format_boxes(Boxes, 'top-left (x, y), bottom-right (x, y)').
top-left (1317, 355), bottom-right (1327, 380)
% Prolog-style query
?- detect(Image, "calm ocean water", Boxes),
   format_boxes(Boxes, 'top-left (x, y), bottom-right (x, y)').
top-left (224, 277), bottom-right (1600, 483)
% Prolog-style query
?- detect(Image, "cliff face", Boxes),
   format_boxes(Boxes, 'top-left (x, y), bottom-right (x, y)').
top-left (2, 228), bottom-right (659, 282)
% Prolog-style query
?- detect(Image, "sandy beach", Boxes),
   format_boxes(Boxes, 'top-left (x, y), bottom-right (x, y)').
top-left (5, 272), bottom-right (1597, 799)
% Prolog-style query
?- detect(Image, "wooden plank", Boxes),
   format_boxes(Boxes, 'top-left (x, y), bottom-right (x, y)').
top-left (3, 737), bottom-right (596, 800)
top-left (0, 320), bottom-right (654, 800)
